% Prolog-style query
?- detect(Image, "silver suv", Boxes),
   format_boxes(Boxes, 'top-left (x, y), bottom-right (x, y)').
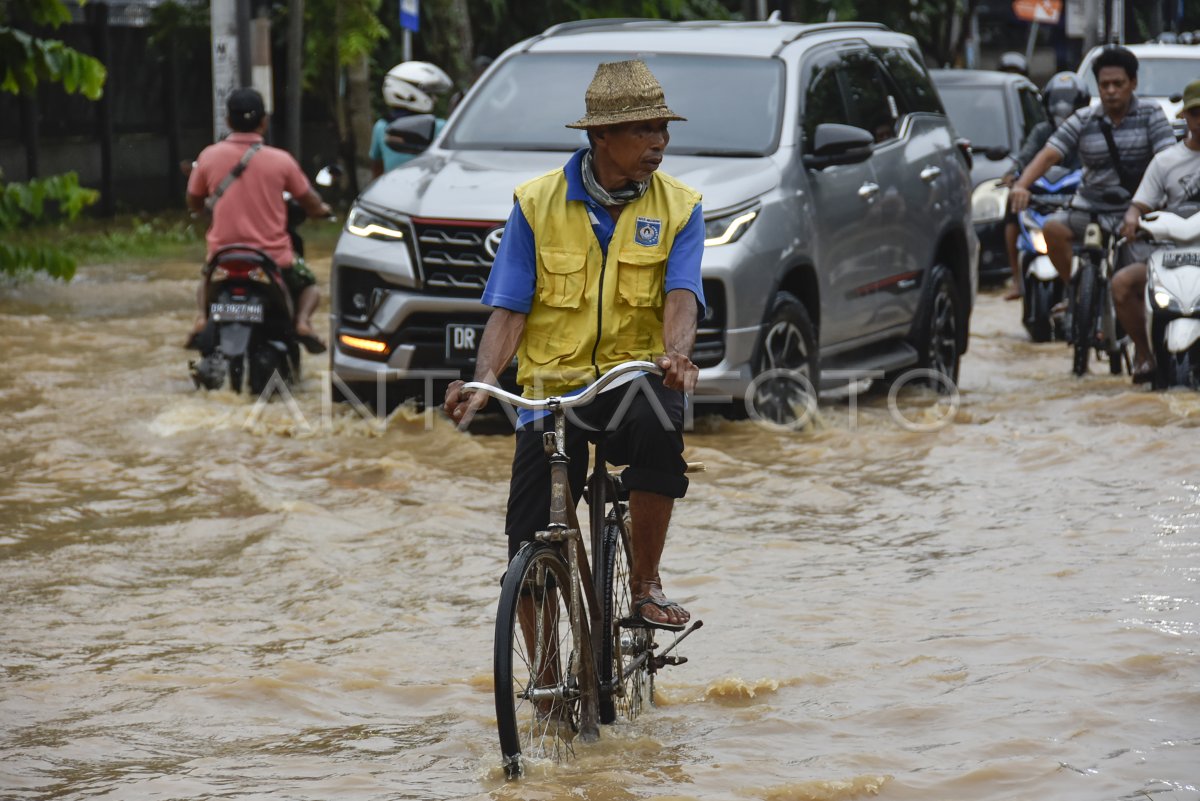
top-left (329, 19), bottom-right (978, 416)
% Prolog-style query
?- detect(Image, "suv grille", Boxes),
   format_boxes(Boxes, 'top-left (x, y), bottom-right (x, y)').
top-left (413, 218), bottom-right (503, 296)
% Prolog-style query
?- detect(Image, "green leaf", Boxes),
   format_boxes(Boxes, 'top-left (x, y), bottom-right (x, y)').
top-left (0, 25), bottom-right (106, 98)
top-left (0, 242), bottom-right (78, 281)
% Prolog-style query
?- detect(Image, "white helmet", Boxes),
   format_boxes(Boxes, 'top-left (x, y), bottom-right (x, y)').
top-left (382, 61), bottom-right (452, 112)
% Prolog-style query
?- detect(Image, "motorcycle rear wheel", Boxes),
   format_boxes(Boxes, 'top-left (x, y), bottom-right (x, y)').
top-left (248, 342), bottom-right (288, 397)
top-left (228, 353), bottom-right (245, 393)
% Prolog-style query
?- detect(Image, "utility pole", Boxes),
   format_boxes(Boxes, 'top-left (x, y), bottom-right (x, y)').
top-left (1083, 0), bottom-right (1100, 53)
top-left (251, 6), bottom-right (273, 117)
top-left (210, 0), bottom-right (241, 140)
top-left (285, 0), bottom-right (303, 158)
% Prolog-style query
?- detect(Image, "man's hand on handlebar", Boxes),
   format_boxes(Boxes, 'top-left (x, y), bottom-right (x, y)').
top-left (444, 379), bottom-right (488, 429)
top-left (1008, 185), bottom-right (1031, 213)
top-left (657, 353), bottom-right (699, 393)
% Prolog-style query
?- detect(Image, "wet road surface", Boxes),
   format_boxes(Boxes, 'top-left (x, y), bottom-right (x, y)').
top-left (1, 252), bottom-right (1198, 800)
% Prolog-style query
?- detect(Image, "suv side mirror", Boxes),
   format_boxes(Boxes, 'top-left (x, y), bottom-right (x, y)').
top-left (803, 123), bottom-right (874, 169)
top-left (385, 114), bottom-right (437, 154)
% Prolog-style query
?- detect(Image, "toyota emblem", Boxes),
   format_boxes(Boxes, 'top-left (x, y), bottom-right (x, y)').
top-left (484, 226), bottom-right (505, 259)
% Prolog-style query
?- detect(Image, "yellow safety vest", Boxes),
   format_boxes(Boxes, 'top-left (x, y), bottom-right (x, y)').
top-left (513, 167), bottom-right (701, 398)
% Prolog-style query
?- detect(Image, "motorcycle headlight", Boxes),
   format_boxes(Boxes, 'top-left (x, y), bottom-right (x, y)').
top-left (704, 206), bottom-right (759, 247)
top-left (971, 179), bottom-right (1009, 225)
top-left (1153, 287), bottom-right (1176, 310)
top-left (1018, 210), bottom-right (1047, 254)
top-left (1030, 229), bottom-right (1047, 255)
top-left (346, 206), bottom-right (407, 241)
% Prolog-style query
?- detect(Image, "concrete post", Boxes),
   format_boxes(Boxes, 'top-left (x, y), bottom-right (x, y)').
top-left (252, 8), bottom-right (273, 116)
top-left (210, 0), bottom-right (241, 140)
top-left (1083, 0), bottom-right (1100, 53)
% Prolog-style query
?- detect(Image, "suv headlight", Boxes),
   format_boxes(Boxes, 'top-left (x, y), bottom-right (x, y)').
top-left (704, 206), bottom-right (759, 247)
top-left (971, 179), bottom-right (1009, 225)
top-left (346, 205), bottom-right (407, 241)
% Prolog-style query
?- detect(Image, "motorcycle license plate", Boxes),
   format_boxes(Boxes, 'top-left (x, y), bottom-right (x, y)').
top-left (210, 302), bottom-right (264, 323)
top-left (1163, 252), bottom-right (1200, 268)
top-left (445, 324), bottom-right (484, 363)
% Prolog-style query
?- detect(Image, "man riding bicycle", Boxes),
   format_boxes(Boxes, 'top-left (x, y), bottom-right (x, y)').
top-left (443, 60), bottom-right (704, 631)
top-left (1008, 46), bottom-right (1174, 309)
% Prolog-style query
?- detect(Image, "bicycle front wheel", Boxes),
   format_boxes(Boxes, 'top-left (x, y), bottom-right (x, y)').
top-left (1072, 263), bottom-right (1100, 376)
top-left (494, 543), bottom-right (589, 777)
top-left (600, 516), bottom-right (654, 724)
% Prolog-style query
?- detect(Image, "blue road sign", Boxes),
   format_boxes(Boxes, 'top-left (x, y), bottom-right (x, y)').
top-left (400, 0), bottom-right (419, 32)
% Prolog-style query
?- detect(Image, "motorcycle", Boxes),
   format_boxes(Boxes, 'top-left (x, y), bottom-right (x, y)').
top-left (187, 164), bottom-right (340, 396)
top-left (188, 243), bottom-right (302, 396)
top-left (1018, 166), bottom-right (1081, 342)
top-left (1141, 203), bottom-right (1200, 389)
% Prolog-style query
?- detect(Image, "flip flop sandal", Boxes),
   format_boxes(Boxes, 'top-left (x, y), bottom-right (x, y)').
top-left (296, 332), bottom-right (327, 354)
top-left (631, 596), bottom-right (688, 632)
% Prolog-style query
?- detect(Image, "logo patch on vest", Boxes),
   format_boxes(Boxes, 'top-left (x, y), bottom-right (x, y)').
top-left (634, 217), bottom-right (662, 247)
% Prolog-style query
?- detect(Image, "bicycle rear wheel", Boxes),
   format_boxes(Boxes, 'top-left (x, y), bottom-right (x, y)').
top-left (494, 543), bottom-right (589, 778)
top-left (599, 515), bottom-right (654, 724)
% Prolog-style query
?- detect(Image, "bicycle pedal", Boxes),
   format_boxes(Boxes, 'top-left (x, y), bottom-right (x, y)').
top-left (652, 655), bottom-right (688, 669)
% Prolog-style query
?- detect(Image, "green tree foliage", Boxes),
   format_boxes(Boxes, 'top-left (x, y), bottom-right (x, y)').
top-left (302, 0), bottom-right (388, 90)
top-left (1, 0), bottom-right (107, 280)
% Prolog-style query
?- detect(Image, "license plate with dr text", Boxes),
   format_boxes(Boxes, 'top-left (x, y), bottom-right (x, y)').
top-left (210, 302), bottom-right (264, 323)
top-left (446, 324), bottom-right (484, 362)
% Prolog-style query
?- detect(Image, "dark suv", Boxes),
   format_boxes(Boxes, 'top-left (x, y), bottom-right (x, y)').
top-left (329, 19), bottom-right (978, 418)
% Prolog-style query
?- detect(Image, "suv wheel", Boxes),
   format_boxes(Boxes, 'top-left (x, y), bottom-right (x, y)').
top-left (747, 291), bottom-right (820, 427)
top-left (913, 264), bottom-right (961, 389)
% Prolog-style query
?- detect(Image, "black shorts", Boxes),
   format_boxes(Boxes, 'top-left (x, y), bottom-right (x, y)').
top-left (503, 373), bottom-right (688, 560)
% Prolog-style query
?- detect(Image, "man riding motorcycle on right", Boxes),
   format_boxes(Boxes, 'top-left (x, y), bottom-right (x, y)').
top-left (1115, 79), bottom-right (1200, 383)
top-left (1008, 46), bottom-right (1175, 360)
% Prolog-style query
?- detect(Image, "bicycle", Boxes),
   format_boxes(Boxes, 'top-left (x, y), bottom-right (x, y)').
top-left (1067, 206), bottom-right (1131, 377)
top-left (461, 360), bottom-right (703, 779)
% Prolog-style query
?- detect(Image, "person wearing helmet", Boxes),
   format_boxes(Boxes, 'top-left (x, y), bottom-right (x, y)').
top-left (370, 61), bottom-right (452, 178)
top-left (997, 51), bottom-right (1028, 76)
top-left (1001, 72), bottom-right (1087, 300)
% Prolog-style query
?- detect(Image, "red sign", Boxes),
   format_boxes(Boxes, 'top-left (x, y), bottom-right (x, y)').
top-left (1012, 0), bottom-right (1062, 24)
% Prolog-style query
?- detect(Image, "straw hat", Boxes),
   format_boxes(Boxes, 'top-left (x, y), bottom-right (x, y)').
top-left (566, 59), bottom-right (686, 129)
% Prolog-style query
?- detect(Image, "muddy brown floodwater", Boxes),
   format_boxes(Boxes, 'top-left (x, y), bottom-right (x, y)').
top-left (1, 250), bottom-right (1198, 801)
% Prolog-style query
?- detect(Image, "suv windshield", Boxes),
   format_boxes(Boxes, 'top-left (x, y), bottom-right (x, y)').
top-left (444, 52), bottom-right (784, 156)
top-left (936, 86), bottom-right (1011, 150)
top-left (1084, 57), bottom-right (1199, 97)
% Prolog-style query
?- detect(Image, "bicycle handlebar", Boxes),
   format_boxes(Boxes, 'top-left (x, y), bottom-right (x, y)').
top-left (461, 360), bottom-right (663, 411)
